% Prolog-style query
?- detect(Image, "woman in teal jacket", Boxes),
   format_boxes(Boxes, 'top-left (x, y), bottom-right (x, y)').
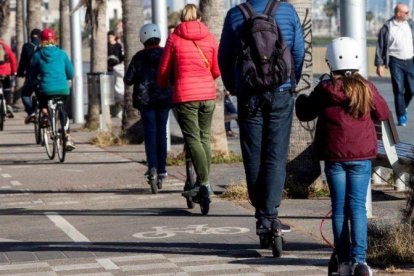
top-left (30, 28), bottom-right (75, 150)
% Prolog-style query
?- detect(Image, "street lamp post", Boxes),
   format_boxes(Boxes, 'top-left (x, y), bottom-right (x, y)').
top-left (70, 0), bottom-right (85, 124)
top-left (151, 0), bottom-right (171, 151)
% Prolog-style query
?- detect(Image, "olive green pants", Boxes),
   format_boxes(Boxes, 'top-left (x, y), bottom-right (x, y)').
top-left (174, 100), bottom-right (215, 185)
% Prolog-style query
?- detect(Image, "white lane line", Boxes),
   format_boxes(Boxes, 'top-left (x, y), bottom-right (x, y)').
top-left (0, 186), bottom-right (11, 189)
top-left (255, 265), bottom-right (324, 272)
top-left (1, 174), bottom-right (11, 178)
top-left (10, 180), bottom-right (22, 186)
top-left (52, 263), bottom-right (100, 272)
top-left (181, 263), bottom-right (251, 272)
top-left (121, 262), bottom-right (177, 272)
top-left (97, 258), bottom-right (120, 270)
top-left (0, 262), bottom-right (50, 271)
top-left (45, 212), bottom-right (90, 242)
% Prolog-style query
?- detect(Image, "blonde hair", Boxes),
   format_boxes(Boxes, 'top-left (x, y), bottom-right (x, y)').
top-left (180, 4), bottom-right (200, 22)
top-left (41, 40), bottom-right (56, 47)
top-left (337, 72), bottom-right (373, 119)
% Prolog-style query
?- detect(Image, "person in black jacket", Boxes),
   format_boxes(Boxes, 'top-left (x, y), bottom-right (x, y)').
top-left (17, 28), bottom-right (41, 124)
top-left (124, 23), bottom-right (172, 190)
top-left (107, 30), bottom-right (124, 72)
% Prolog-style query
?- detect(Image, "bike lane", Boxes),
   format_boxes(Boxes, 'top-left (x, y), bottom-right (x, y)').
top-left (0, 113), bottom-right (332, 275)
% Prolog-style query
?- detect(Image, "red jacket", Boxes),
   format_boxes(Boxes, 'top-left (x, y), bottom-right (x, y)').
top-left (0, 40), bottom-right (17, 76)
top-left (295, 77), bottom-right (390, 162)
top-left (157, 21), bottom-right (220, 104)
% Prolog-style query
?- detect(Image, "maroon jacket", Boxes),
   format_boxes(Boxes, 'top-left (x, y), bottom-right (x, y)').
top-left (295, 77), bottom-right (390, 162)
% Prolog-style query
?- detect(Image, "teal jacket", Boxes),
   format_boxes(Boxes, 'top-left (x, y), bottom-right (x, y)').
top-left (30, 45), bottom-right (74, 95)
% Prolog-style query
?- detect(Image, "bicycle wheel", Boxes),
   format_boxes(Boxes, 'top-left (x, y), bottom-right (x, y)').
top-left (55, 108), bottom-right (67, 163)
top-left (43, 120), bottom-right (55, 160)
top-left (33, 100), bottom-right (41, 144)
top-left (0, 98), bottom-right (5, 131)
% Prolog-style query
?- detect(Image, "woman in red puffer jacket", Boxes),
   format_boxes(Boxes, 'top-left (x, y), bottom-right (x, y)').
top-left (158, 4), bottom-right (220, 202)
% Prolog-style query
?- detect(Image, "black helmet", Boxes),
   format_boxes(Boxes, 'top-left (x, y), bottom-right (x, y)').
top-left (30, 29), bottom-right (42, 40)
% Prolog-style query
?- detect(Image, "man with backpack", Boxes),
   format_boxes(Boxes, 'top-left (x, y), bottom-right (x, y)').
top-left (219, 0), bottom-right (304, 252)
top-left (0, 38), bottom-right (17, 118)
top-left (17, 29), bottom-right (42, 124)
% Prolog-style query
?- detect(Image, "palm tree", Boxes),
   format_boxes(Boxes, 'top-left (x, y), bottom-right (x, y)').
top-left (286, 0), bottom-right (324, 197)
top-left (121, 0), bottom-right (144, 143)
top-left (199, 0), bottom-right (229, 155)
top-left (60, 0), bottom-right (71, 55)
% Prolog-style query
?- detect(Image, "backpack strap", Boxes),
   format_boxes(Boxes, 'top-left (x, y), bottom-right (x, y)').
top-left (238, 2), bottom-right (255, 20)
top-left (264, 0), bottom-right (281, 17)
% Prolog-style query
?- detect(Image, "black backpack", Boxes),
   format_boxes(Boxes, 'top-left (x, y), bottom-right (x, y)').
top-left (238, 0), bottom-right (294, 92)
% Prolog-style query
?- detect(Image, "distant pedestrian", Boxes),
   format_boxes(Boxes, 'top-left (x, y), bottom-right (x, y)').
top-left (375, 3), bottom-right (414, 126)
top-left (296, 37), bottom-right (389, 276)
top-left (107, 30), bottom-right (125, 118)
top-left (218, 0), bottom-right (305, 248)
top-left (224, 91), bottom-right (238, 137)
top-left (124, 23), bottom-right (172, 190)
top-left (17, 28), bottom-right (42, 124)
top-left (158, 4), bottom-right (220, 201)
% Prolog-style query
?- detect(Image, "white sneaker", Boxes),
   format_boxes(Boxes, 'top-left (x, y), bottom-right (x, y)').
top-left (65, 138), bottom-right (76, 151)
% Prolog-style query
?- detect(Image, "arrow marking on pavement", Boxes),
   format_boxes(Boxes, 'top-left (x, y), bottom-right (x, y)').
top-left (45, 212), bottom-right (90, 242)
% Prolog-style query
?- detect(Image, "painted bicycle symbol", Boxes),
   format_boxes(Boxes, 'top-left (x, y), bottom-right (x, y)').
top-left (133, 224), bottom-right (250, 239)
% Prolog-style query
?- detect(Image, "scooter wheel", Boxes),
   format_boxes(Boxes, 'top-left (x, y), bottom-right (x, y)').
top-left (200, 200), bottom-right (210, 215)
top-left (271, 235), bottom-right (283, 258)
top-left (150, 178), bottom-right (158, 194)
top-left (328, 251), bottom-right (339, 276)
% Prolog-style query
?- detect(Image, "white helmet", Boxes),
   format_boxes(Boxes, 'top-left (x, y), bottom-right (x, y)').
top-left (325, 37), bottom-right (361, 72)
top-left (139, 23), bottom-right (161, 44)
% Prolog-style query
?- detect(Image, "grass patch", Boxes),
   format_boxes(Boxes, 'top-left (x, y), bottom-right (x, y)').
top-left (90, 131), bottom-right (127, 147)
top-left (221, 181), bottom-right (249, 202)
top-left (166, 151), bottom-right (243, 166)
top-left (367, 222), bottom-right (414, 268)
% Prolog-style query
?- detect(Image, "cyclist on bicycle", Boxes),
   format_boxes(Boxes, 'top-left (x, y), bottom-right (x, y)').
top-left (17, 28), bottom-right (42, 124)
top-left (28, 28), bottom-right (75, 151)
top-left (0, 38), bottom-right (18, 118)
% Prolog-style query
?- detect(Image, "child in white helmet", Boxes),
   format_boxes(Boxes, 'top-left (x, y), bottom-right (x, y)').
top-left (124, 23), bottom-right (173, 193)
top-left (296, 37), bottom-right (390, 276)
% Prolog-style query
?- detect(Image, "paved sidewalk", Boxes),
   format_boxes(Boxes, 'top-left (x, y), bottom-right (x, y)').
top-left (0, 107), bottom-right (410, 275)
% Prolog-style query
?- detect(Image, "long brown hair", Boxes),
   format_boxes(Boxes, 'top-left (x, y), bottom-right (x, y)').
top-left (336, 72), bottom-right (373, 119)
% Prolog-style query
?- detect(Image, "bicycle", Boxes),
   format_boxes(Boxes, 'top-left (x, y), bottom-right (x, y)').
top-left (0, 75), bottom-right (7, 131)
top-left (41, 96), bottom-right (68, 162)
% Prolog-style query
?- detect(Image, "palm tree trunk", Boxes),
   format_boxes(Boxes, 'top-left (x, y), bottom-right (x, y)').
top-left (15, 0), bottom-right (25, 106)
top-left (0, 0), bottom-right (11, 44)
top-left (85, 0), bottom-right (108, 130)
top-left (286, 0), bottom-right (324, 198)
top-left (59, 0), bottom-right (71, 55)
top-left (199, 0), bottom-right (229, 155)
top-left (121, 0), bottom-right (144, 143)
top-left (27, 0), bottom-right (42, 36)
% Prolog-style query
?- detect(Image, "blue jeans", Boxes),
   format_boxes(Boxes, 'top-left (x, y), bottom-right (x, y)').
top-left (324, 160), bottom-right (371, 264)
top-left (238, 90), bottom-right (293, 220)
top-left (141, 107), bottom-right (170, 174)
top-left (389, 56), bottom-right (414, 118)
top-left (224, 95), bottom-right (237, 132)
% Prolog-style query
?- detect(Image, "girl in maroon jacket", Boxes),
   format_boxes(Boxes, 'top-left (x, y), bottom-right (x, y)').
top-left (296, 37), bottom-right (389, 276)
top-left (158, 4), bottom-right (220, 204)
